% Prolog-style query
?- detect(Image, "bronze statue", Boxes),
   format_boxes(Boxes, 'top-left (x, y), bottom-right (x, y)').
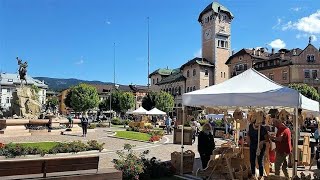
top-left (16, 57), bottom-right (28, 85)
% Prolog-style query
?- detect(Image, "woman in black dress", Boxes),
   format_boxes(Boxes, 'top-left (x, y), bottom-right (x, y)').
top-left (198, 123), bottom-right (215, 169)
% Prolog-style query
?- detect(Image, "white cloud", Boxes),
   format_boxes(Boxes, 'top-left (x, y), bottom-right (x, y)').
top-left (193, 48), bottom-right (202, 57)
top-left (311, 35), bottom-right (318, 41)
top-left (268, 39), bottom-right (286, 49)
top-left (105, 19), bottom-right (111, 25)
top-left (282, 10), bottom-right (320, 34)
top-left (272, 18), bottom-right (282, 29)
top-left (291, 7), bottom-right (301, 12)
top-left (295, 33), bottom-right (318, 42)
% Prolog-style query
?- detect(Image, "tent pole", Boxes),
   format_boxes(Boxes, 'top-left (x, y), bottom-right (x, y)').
top-left (293, 107), bottom-right (298, 177)
top-left (180, 106), bottom-right (185, 175)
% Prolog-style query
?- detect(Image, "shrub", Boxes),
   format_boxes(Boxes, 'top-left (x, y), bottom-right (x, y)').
top-left (0, 143), bottom-right (45, 158)
top-left (149, 130), bottom-right (164, 137)
top-left (88, 124), bottom-right (96, 129)
top-left (199, 119), bottom-right (209, 126)
top-left (140, 157), bottom-right (176, 179)
top-left (87, 140), bottom-right (105, 152)
top-left (96, 123), bottom-right (108, 128)
top-left (112, 144), bottom-right (147, 180)
top-left (111, 118), bottom-right (122, 125)
top-left (123, 119), bottom-right (131, 125)
top-left (145, 125), bottom-right (154, 129)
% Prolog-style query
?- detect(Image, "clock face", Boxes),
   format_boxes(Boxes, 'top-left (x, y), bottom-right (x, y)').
top-left (204, 29), bottom-right (212, 40)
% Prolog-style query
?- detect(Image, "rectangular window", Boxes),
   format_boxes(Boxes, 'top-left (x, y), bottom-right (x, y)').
top-left (217, 37), bottom-right (228, 48)
top-left (305, 70), bottom-right (310, 78)
top-left (270, 61), bottom-right (274, 66)
top-left (312, 70), bottom-right (318, 79)
top-left (244, 64), bottom-right (248, 70)
top-left (7, 79), bottom-right (13, 82)
top-left (269, 73), bottom-right (274, 80)
top-left (282, 71), bottom-right (287, 80)
top-left (6, 97), bottom-right (9, 103)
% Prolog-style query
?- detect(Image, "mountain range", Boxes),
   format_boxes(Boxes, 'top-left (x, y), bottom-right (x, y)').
top-left (34, 77), bottom-right (112, 92)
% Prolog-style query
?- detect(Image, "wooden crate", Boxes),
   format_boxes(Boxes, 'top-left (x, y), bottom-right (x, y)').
top-left (215, 130), bottom-right (225, 138)
top-left (171, 150), bottom-right (195, 174)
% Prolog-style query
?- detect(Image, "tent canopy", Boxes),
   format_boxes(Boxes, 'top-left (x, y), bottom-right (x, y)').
top-left (147, 108), bottom-right (166, 115)
top-left (132, 107), bottom-right (148, 115)
top-left (182, 68), bottom-right (319, 112)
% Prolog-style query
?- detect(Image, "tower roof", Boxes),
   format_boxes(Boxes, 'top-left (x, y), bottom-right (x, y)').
top-left (198, 2), bottom-right (234, 22)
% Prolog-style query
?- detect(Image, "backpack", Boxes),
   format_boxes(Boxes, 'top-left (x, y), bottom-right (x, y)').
top-left (81, 117), bottom-right (88, 124)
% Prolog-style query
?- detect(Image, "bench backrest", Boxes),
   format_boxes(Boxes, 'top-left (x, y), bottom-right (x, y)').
top-left (0, 155), bottom-right (99, 177)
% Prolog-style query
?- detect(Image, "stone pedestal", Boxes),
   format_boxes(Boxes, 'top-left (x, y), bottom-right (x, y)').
top-left (0, 119), bottom-right (31, 137)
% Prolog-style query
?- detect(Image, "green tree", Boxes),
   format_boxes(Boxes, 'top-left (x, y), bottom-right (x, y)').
top-left (155, 91), bottom-right (174, 113)
top-left (65, 83), bottom-right (100, 112)
top-left (64, 89), bottom-right (72, 108)
top-left (142, 92), bottom-right (157, 111)
top-left (288, 83), bottom-right (320, 101)
top-left (120, 92), bottom-right (135, 113)
top-left (46, 96), bottom-right (59, 106)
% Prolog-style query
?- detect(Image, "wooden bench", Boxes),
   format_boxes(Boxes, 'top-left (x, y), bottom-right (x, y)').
top-left (0, 155), bottom-right (109, 179)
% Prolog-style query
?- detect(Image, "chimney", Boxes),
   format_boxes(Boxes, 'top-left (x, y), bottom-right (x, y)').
top-left (260, 48), bottom-right (265, 53)
top-left (257, 49), bottom-right (261, 56)
top-left (280, 51), bottom-right (285, 59)
top-left (293, 49), bottom-right (297, 55)
top-left (271, 48), bottom-right (275, 55)
top-left (253, 48), bottom-right (256, 56)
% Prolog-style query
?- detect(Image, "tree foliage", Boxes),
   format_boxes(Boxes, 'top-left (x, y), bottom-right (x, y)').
top-left (99, 91), bottom-right (135, 113)
top-left (64, 83), bottom-right (100, 112)
top-left (142, 91), bottom-right (174, 113)
top-left (288, 83), bottom-right (320, 101)
top-left (46, 96), bottom-right (59, 106)
top-left (155, 91), bottom-right (174, 113)
top-left (142, 92), bottom-right (157, 111)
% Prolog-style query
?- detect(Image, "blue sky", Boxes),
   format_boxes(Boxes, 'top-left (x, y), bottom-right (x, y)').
top-left (1, 0), bottom-right (320, 86)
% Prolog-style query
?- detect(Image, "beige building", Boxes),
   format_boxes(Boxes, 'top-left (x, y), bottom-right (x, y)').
top-left (149, 2), bottom-right (233, 107)
top-left (226, 39), bottom-right (320, 91)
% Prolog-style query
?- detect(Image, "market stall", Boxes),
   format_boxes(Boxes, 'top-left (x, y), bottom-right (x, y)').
top-left (182, 68), bottom-right (319, 177)
top-left (146, 108), bottom-right (166, 115)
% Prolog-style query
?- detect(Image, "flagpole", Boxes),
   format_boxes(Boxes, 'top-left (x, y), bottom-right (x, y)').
top-left (147, 17), bottom-right (150, 90)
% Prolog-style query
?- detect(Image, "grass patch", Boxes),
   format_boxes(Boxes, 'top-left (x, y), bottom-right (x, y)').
top-left (13, 142), bottom-right (59, 151)
top-left (115, 131), bottom-right (151, 141)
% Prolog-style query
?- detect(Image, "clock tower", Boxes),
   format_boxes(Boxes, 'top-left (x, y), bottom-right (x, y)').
top-left (198, 2), bottom-right (234, 85)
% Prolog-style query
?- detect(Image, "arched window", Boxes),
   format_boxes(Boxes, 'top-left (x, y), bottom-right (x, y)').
top-left (157, 78), bottom-right (159, 83)
top-left (175, 87), bottom-right (178, 95)
top-left (187, 87), bottom-right (189, 92)
top-left (224, 72), bottom-right (226, 78)
top-left (193, 69), bottom-right (196, 76)
top-left (187, 70), bottom-right (190, 77)
top-left (169, 88), bottom-right (171, 93)
top-left (221, 72), bottom-right (223, 77)
top-left (178, 86), bottom-right (181, 95)
top-left (152, 79), bottom-right (155, 84)
top-left (193, 86), bottom-right (196, 91)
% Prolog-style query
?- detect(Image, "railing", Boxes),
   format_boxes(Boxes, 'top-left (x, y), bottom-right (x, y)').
top-left (303, 79), bottom-right (320, 84)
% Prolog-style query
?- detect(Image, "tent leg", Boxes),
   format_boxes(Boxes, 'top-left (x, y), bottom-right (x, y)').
top-left (293, 107), bottom-right (298, 177)
top-left (180, 106), bottom-right (185, 175)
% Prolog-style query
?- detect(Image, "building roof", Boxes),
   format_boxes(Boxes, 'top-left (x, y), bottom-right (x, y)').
top-left (198, 2), bottom-right (234, 22)
top-left (180, 57), bottom-right (214, 70)
top-left (0, 73), bottom-right (48, 88)
top-left (149, 68), bottom-right (174, 77)
top-left (129, 84), bottom-right (149, 92)
top-left (156, 70), bottom-right (186, 85)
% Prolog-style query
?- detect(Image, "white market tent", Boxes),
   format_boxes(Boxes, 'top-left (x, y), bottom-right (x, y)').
top-left (146, 108), bottom-right (166, 115)
top-left (132, 107), bottom-right (148, 115)
top-left (182, 68), bottom-right (319, 176)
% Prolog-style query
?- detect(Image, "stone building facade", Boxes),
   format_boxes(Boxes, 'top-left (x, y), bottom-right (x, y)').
top-left (149, 2), bottom-right (233, 107)
top-left (226, 39), bottom-right (320, 91)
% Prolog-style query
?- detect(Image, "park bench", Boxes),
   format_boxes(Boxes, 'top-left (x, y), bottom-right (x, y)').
top-left (0, 155), bottom-right (122, 179)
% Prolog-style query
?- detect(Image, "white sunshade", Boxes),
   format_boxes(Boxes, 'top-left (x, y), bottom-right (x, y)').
top-left (132, 107), bottom-right (148, 115)
top-left (147, 108), bottom-right (166, 115)
top-left (182, 68), bottom-right (319, 112)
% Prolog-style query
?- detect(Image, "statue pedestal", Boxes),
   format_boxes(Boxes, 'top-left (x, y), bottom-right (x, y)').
top-left (0, 119), bottom-right (31, 137)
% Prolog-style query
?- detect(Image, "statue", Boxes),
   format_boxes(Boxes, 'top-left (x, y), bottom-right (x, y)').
top-left (16, 57), bottom-right (28, 86)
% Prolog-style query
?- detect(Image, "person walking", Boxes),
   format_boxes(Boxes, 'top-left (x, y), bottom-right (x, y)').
top-left (246, 120), bottom-right (269, 179)
top-left (198, 123), bottom-right (215, 169)
top-left (67, 114), bottom-right (73, 128)
top-left (165, 115), bottom-right (172, 135)
top-left (81, 113), bottom-right (89, 137)
top-left (270, 118), bottom-right (292, 178)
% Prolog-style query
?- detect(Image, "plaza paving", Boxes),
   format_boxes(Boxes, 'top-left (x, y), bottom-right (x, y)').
top-left (1, 127), bottom-right (318, 179)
